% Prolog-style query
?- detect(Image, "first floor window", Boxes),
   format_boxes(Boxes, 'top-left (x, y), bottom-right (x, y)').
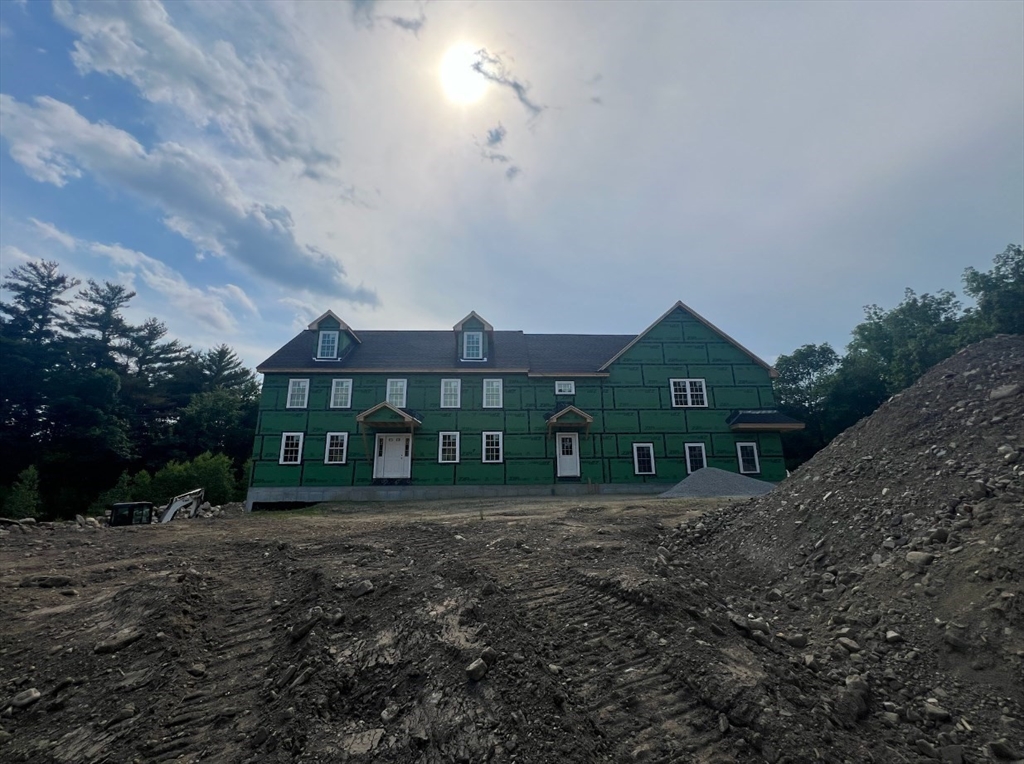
top-left (737, 442), bottom-right (760, 474)
top-left (633, 443), bottom-right (656, 475)
top-left (441, 378), bottom-right (461, 408)
top-left (280, 432), bottom-right (304, 464)
top-left (317, 330), bottom-right (339, 359)
top-left (325, 432), bottom-right (348, 464)
top-left (438, 432), bottom-right (460, 463)
top-left (387, 379), bottom-right (407, 408)
top-left (685, 442), bottom-right (707, 474)
top-left (330, 379), bottom-right (352, 408)
top-left (483, 379), bottom-right (503, 408)
top-left (482, 431), bottom-right (503, 463)
top-left (287, 379), bottom-right (309, 408)
top-left (670, 378), bottom-right (707, 407)
top-left (555, 380), bottom-right (575, 395)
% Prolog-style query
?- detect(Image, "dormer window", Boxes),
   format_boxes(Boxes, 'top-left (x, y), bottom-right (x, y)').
top-left (317, 330), bottom-right (339, 359)
top-left (463, 331), bottom-right (483, 360)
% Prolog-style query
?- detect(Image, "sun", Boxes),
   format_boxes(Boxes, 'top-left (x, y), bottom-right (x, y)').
top-left (439, 43), bottom-right (489, 104)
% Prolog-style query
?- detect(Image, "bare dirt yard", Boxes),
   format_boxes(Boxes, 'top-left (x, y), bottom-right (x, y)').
top-left (2, 335), bottom-right (1022, 764)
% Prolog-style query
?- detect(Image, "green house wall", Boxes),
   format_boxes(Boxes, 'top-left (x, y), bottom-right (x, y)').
top-left (250, 306), bottom-right (786, 490)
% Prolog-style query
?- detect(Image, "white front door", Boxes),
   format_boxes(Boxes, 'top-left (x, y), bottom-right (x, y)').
top-left (556, 432), bottom-right (580, 477)
top-left (373, 434), bottom-right (412, 479)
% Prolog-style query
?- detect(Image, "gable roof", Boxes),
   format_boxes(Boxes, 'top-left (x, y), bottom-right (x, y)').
top-left (307, 310), bottom-right (361, 343)
top-left (598, 301), bottom-right (778, 378)
top-left (453, 311), bottom-right (494, 332)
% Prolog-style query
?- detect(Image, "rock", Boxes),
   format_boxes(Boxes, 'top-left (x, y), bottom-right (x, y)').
top-left (94, 628), bottom-right (146, 655)
top-left (923, 702), bottom-right (951, 722)
top-left (784, 633), bottom-right (808, 648)
top-left (75, 514), bottom-right (86, 527)
top-left (885, 630), bottom-right (903, 644)
top-left (19, 575), bottom-right (74, 588)
top-left (766, 588), bottom-right (783, 602)
top-left (186, 663), bottom-right (206, 677)
top-left (837, 637), bottom-right (861, 653)
top-left (906, 551), bottom-right (935, 566)
top-left (802, 654), bottom-right (820, 671)
top-left (747, 617), bottom-right (770, 634)
top-left (380, 704), bottom-right (400, 724)
top-left (350, 580), bottom-right (374, 598)
top-left (939, 744), bottom-right (964, 764)
top-left (943, 629), bottom-right (971, 652)
top-left (10, 688), bottom-right (41, 708)
top-left (481, 646), bottom-right (499, 665)
top-left (85, 517), bottom-right (100, 528)
top-left (656, 545), bottom-right (672, 560)
top-left (466, 658), bottom-right (488, 681)
top-left (989, 383), bottom-right (1021, 400)
top-left (989, 739), bottom-right (1022, 760)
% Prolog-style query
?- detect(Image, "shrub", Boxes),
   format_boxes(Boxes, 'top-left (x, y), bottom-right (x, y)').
top-left (150, 452), bottom-right (234, 506)
top-left (5, 465), bottom-right (41, 519)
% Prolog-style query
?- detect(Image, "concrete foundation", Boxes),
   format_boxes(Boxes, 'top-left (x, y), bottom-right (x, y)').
top-left (245, 482), bottom-right (666, 511)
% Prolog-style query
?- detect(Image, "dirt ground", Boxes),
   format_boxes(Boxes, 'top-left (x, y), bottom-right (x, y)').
top-left (0, 496), bottom-right (764, 764)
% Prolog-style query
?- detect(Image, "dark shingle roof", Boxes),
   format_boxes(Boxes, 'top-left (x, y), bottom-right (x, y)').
top-left (726, 410), bottom-right (804, 429)
top-left (258, 330), bottom-right (633, 374)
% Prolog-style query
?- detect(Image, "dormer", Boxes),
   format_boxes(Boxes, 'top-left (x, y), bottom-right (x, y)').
top-left (453, 311), bottom-right (493, 362)
top-left (308, 310), bottom-right (360, 360)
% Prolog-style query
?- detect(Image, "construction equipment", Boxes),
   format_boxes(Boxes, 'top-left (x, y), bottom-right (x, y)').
top-left (109, 502), bottom-right (156, 526)
top-left (159, 488), bottom-right (205, 523)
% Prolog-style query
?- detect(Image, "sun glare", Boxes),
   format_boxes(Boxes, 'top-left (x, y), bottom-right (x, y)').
top-left (439, 43), bottom-right (488, 104)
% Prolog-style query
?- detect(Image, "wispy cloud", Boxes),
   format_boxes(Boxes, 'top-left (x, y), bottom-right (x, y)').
top-left (52, 0), bottom-right (339, 175)
top-left (29, 217), bottom-right (77, 249)
top-left (348, 0), bottom-right (425, 35)
top-left (472, 49), bottom-right (544, 117)
top-left (476, 123), bottom-right (520, 181)
top-left (0, 94), bottom-right (377, 305)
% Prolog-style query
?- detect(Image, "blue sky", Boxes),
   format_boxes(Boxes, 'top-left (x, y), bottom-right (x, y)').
top-left (1, 0), bottom-right (1021, 370)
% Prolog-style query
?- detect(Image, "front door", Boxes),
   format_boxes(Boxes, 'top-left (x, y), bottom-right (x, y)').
top-left (556, 432), bottom-right (580, 477)
top-left (373, 434), bottom-right (412, 479)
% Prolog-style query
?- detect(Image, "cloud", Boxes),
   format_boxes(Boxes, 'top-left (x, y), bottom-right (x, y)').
top-left (278, 296), bottom-right (321, 330)
top-left (52, 0), bottom-right (339, 174)
top-left (0, 94), bottom-right (377, 304)
top-left (486, 124), bottom-right (507, 147)
top-left (0, 245), bottom-right (33, 266)
top-left (472, 49), bottom-right (544, 117)
top-left (209, 283), bottom-right (259, 316)
top-left (348, 0), bottom-right (425, 35)
top-left (30, 218), bottom-right (77, 249)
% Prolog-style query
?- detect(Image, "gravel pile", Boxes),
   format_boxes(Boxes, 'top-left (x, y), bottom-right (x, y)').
top-left (659, 467), bottom-right (776, 498)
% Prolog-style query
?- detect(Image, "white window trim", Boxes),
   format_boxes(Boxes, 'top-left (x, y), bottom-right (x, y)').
top-left (483, 378), bottom-right (503, 408)
top-left (555, 380), bottom-right (575, 395)
top-left (386, 378), bottom-right (407, 409)
top-left (737, 442), bottom-right (761, 474)
top-left (684, 442), bottom-right (707, 474)
top-left (330, 379), bottom-right (352, 409)
top-left (440, 378), bottom-right (462, 408)
top-left (286, 378), bottom-right (309, 409)
top-left (462, 331), bottom-right (484, 360)
top-left (669, 378), bottom-right (708, 408)
top-left (317, 330), bottom-right (340, 359)
top-left (632, 442), bottom-right (656, 475)
top-left (279, 432), bottom-right (304, 465)
top-left (324, 432), bottom-right (349, 464)
top-left (438, 431), bottom-right (461, 463)
top-left (482, 431), bottom-right (504, 463)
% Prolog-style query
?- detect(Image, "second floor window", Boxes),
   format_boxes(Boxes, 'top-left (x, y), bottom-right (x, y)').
top-left (330, 379), bottom-right (352, 408)
top-left (483, 379), bottom-right (503, 408)
top-left (287, 379), bottom-right (309, 408)
top-left (441, 379), bottom-right (461, 408)
top-left (387, 379), bottom-right (407, 408)
top-left (670, 378), bottom-right (707, 407)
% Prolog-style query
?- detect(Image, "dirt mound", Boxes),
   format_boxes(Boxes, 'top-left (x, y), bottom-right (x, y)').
top-left (659, 334), bottom-right (1024, 760)
top-left (659, 466), bottom-right (776, 498)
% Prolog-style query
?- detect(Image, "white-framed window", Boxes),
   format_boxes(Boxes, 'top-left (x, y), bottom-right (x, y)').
top-left (440, 379), bottom-right (462, 408)
top-left (286, 379), bottom-right (309, 409)
top-left (483, 379), bottom-right (503, 408)
top-left (330, 379), bottom-right (352, 408)
top-left (279, 432), bottom-right (304, 464)
top-left (438, 432), bottom-right (460, 463)
top-left (317, 330), bottom-right (339, 359)
top-left (325, 432), bottom-right (348, 464)
top-left (670, 378), bottom-right (707, 407)
top-left (463, 331), bottom-right (483, 360)
top-left (482, 431), bottom-right (503, 463)
top-left (555, 381), bottom-right (575, 395)
top-left (632, 443), bottom-right (656, 475)
top-left (737, 442), bottom-right (761, 474)
top-left (386, 379), bottom-right (407, 408)
top-left (685, 442), bottom-right (707, 474)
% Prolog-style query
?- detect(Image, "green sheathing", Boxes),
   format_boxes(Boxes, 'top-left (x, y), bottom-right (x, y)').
top-left (251, 306), bottom-right (787, 490)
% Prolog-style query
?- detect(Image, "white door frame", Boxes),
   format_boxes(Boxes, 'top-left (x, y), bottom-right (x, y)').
top-left (373, 433), bottom-right (413, 479)
top-left (556, 432), bottom-right (581, 477)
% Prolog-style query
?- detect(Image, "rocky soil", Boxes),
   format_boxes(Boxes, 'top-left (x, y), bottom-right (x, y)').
top-left (0, 335), bottom-right (1020, 763)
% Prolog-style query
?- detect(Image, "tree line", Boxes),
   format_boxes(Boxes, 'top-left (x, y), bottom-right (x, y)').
top-left (774, 244), bottom-right (1023, 469)
top-left (0, 260), bottom-right (259, 518)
